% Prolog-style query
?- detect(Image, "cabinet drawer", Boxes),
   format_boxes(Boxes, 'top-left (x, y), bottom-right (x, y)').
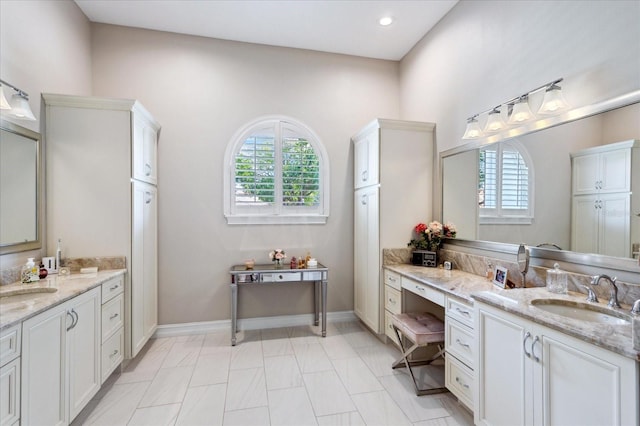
top-left (384, 311), bottom-right (399, 346)
top-left (383, 270), bottom-right (401, 290)
top-left (446, 297), bottom-right (474, 328)
top-left (401, 277), bottom-right (445, 306)
top-left (0, 325), bottom-right (20, 368)
top-left (446, 317), bottom-right (474, 368)
top-left (384, 285), bottom-right (401, 314)
top-left (101, 275), bottom-right (124, 304)
top-left (445, 354), bottom-right (474, 410)
top-left (0, 357), bottom-right (20, 426)
top-left (101, 327), bottom-right (124, 384)
top-left (101, 294), bottom-right (124, 342)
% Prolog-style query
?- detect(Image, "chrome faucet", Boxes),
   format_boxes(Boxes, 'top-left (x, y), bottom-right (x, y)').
top-left (631, 299), bottom-right (640, 316)
top-left (580, 280), bottom-right (599, 303)
top-left (591, 274), bottom-right (620, 309)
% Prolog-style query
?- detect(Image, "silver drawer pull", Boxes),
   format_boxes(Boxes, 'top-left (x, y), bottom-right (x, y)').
top-left (388, 298), bottom-right (396, 304)
top-left (455, 338), bottom-right (470, 349)
top-left (415, 285), bottom-right (424, 292)
top-left (110, 284), bottom-right (119, 291)
top-left (109, 349), bottom-right (119, 357)
top-left (109, 313), bottom-right (119, 320)
top-left (455, 307), bottom-right (471, 316)
top-left (388, 276), bottom-right (397, 282)
top-left (455, 376), bottom-right (470, 389)
top-left (144, 163), bottom-right (152, 176)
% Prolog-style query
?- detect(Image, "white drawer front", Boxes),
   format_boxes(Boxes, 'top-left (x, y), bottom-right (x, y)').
top-left (446, 318), bottom-right (474, 368)
top-left (384, 270), bottom-right (401, 290)
top-left (446, 297), bottom-right (474, 328)
top-left (384, 285), bottom-right (401, 314)
top-left (0, 324), bottom-right (20, 367)
top-left (384, 311), bottom-right (399, 346)
top-left (401, 277), bottom-right (445, 306)
top-left (101, 275), bottom-right (124, 304)
top-left (445, 355), bottom-right (474, 410)
top-left (101, 294), bottom-right (124, 342)
top-left (101, 328), bottom-right (124, 383)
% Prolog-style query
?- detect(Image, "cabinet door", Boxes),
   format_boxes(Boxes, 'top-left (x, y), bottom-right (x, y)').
top-left (67, 287), bottom-right (101, 421)
top-left (541, 332), bottom-right (637, 426)
top-left (132, 181), bottom-right (158, 357)
top-left (0, 357), bottom-right (20, 426)
top-left (21, 304), bottom-right (68, 426)
top-left (353, 131), bottom-right (379, 189)
top-left (572, 154), bottom-right (600, 195)
top-left (571, 194), bottom-right (599, 254)
top-left (132, 111), bottom-right (158, 185)
top-left (599, 193), bottom-right (631, 257)
top-left (600, 148), bottom-right (630, 193)
top-left (353, 186), bottom-right (380, 332)
top-left (476, 307), bottom-right (530, 426)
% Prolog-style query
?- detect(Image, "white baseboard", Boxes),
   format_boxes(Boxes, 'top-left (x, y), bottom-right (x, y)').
top-left (153, 310), bottom-right (357, 338)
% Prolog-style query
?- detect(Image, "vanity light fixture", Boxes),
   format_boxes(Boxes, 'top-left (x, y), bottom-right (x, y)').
top-left (462, 116), bottom-right (484, 139)
top-left (484, 107), bottom-right (507, 133)
top-left (0, 86), bottom-right (10, 110)
top-left (462, 78), bottom-right (568, 139)
top-left (0, 79), bottom-right (36, 121)
top-left (508, 95), bottom-right (535, 124)
top-left (538, 82), bottom-right (570, 114)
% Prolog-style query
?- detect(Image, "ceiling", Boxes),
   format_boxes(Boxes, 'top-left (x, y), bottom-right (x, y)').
top-left (74, 0), bottom-right (458, 61)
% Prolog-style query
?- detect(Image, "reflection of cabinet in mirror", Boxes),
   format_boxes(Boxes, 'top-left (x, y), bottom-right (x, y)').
top-left (43, 94), bottom-right (160, 360)
top-left (571, 140), bottom-right (639, 257)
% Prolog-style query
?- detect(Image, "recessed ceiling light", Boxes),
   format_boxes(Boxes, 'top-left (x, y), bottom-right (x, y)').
top-left (379, 16), bottom-right (394, 26)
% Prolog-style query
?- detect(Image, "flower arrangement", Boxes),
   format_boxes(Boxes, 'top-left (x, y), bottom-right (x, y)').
top-left (408, 221), bottom-right (457, 252)
top-left (269, 249), bottom-right (286, 265)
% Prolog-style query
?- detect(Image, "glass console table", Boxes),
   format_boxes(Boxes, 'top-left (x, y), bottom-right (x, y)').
top-left (229, 263), bottom-right (328, 345)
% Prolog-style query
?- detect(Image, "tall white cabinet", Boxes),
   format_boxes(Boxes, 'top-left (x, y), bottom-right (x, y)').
top-left (571, 139), bottom-right (639, 257)
top-left (352, 119), bottom-right (434, 333)
top-left (44, 94), bottom-right (160, 359)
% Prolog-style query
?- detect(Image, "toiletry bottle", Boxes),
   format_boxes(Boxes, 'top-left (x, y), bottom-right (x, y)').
top-left (21, 258), bottom-right (39, 283)
top-left (56, 238), bottom-right (62, 271)
top-left (486, 261), bottom-right (494, 281)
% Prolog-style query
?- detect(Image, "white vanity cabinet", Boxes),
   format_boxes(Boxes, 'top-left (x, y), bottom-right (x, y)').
top-left (21, 287), bottom-right (101, 426)
top-left (0, 324), bottom-right (21, 426)
top-left (444, 297), bottom-right (475, 410)
top-left (475, 302), bottom-right (639, 426)
top-left (352, 119), bottom-right (434, 334)
top-left (101, 276), bottom-right (125, 383)
top-left (571, 139), bottom-right (639, 257)
top-left (44, 94), bottom-right (160, 359)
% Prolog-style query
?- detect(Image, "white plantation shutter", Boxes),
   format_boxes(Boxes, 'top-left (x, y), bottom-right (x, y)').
top-left (479, 142), bottom-right (533, 223)
top-left (225, 117), bottom-right (329, 224)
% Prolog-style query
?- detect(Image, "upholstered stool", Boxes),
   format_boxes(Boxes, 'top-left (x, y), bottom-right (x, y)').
top-left (391, 312), bottom-right (448, 396)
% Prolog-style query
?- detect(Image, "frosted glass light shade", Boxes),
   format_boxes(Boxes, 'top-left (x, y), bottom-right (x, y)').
top-left (462, 118), bottom-right (483, 139)
top-left (508, 98), bottom-right (535, 124)
top-left (538, 85), bottom-right (569, 114)
top-left (0, 86), bottom-right (10, 110)
top-left (8, 93), bottom-right (36, 120)
top-left (484, 110), bottom-right (506, 133)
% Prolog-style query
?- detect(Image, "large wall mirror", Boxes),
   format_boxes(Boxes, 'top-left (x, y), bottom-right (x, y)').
top-left (0, 118), bottom-right (42, 255)
top-left (441, 90), bottom-right (640, 274)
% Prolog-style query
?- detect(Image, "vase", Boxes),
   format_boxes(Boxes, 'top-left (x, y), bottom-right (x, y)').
top-left (274, 259), bottom-right (282, 268)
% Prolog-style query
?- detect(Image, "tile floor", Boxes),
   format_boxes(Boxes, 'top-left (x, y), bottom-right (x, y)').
top-left (72, 320), bottom-right (474, 426)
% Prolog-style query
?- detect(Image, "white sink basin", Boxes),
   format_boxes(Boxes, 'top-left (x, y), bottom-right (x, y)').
top-left (531, 299), bottom-right (630, 325)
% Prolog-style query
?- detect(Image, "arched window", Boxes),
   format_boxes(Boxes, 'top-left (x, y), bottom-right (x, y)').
top-left (224, 116), bottom-right (330, 224)
top-left (479, 141), bottom-right (534, 224)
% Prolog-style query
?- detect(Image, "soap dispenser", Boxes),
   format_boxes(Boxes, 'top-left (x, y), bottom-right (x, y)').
top-left (546, 263), bottom-right (567, 294)
top-left (21, 258), bottom-right (40, 283)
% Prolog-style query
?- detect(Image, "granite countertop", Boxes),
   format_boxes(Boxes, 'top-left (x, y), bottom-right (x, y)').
top-left (0, 269), bottom-right (126, 331)
top-left (383, 264), bottom-right (639, 361)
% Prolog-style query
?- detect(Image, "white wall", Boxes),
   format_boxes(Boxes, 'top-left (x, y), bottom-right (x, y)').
top-left (400, 0), bottom-right (640, 155)
top-left (0, 0), bottom-right (91, 269)
top-left (90, 24), bottom-right (400, 324)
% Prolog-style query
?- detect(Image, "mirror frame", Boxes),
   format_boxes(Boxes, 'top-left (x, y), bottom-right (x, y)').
top-left (439, 89), bottom-right (640, 274)
top-left (0, 118), bottom-right (43, 255)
